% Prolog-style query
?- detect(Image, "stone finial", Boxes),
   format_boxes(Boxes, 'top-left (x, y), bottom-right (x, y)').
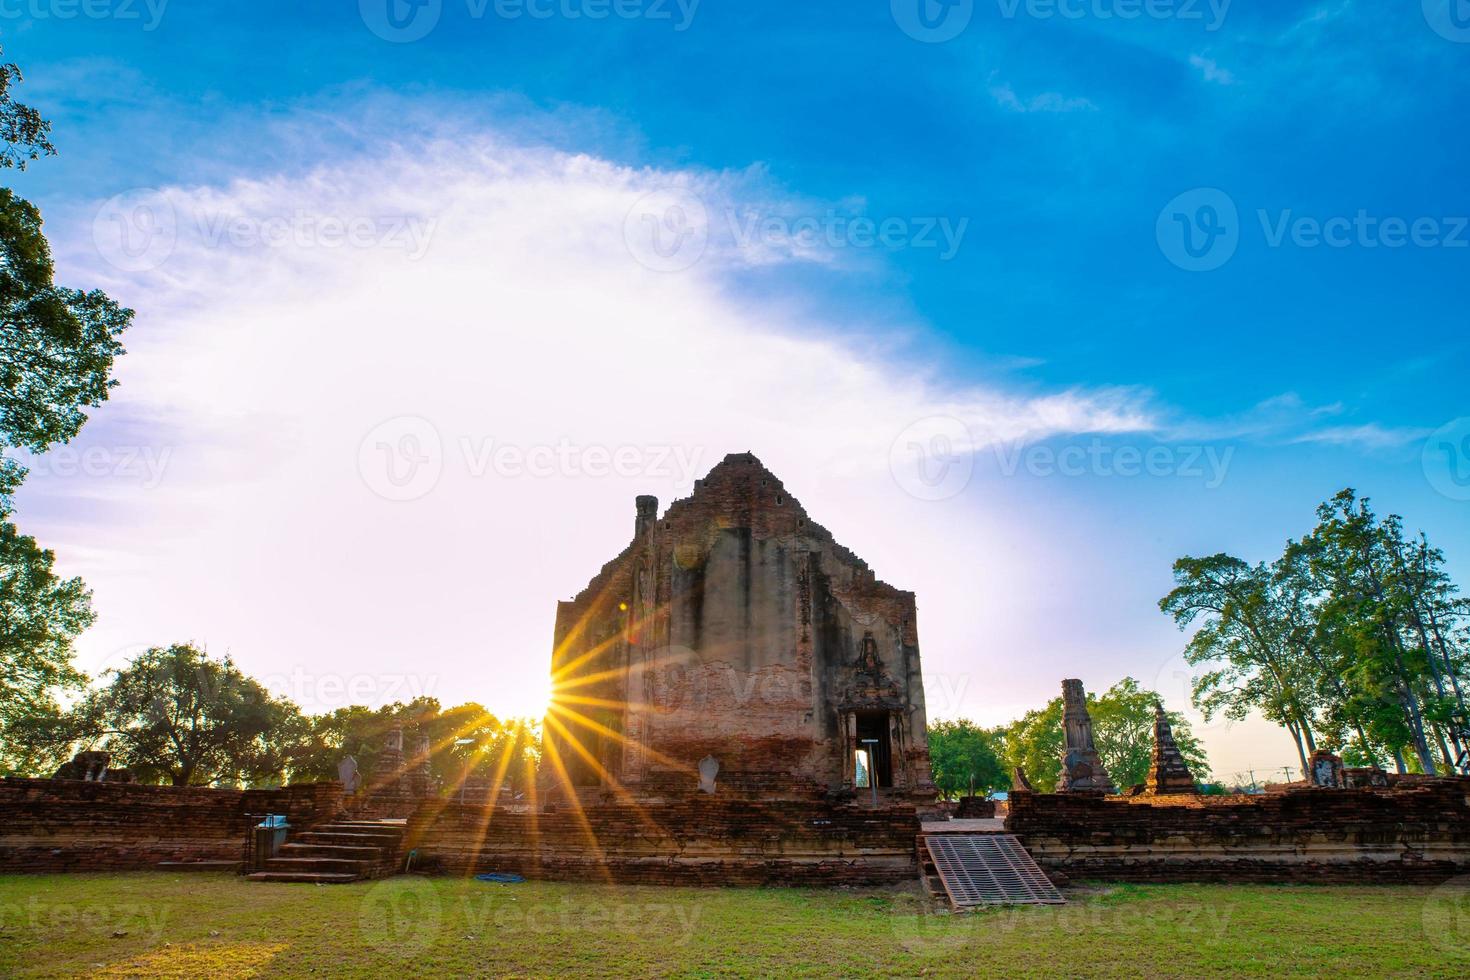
top-left (1057, 679), bottom-right (1117, 794)
top-left (635, 495), bottom-right (658, 538)
top-left (1144, 702), bottom-right (1198, 795)
top-left (1012, 766), bottom-right (1034, 793)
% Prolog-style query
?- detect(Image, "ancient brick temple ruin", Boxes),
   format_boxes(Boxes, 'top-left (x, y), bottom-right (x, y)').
top-left (541, 452), bottom-right (935, 806)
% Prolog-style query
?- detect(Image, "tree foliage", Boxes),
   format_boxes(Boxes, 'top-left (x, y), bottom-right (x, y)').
top-left (999, 678), bottom-right (1209, 793)
top-left (0, 50), bottom-right (54, 170)
top-left (927, 719), bottom-right (1007, 799)
top-left (0, 50), bottom-right (131, 755)
top-left (67, 644), bottom-right (304, 786)
top-left (0, 520), bottom-right (94, 774)
top-left (1162, 490), bottom-right (1469, 776)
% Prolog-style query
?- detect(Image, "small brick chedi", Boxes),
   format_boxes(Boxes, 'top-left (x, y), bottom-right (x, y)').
top-left (541, 453), bottom-right (935, 804)
top-left (1144, 702), bottom-right (1198, 796)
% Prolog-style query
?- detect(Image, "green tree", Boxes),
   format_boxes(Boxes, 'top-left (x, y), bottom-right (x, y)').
top-left (0, 51), bottom-right (54, 170)
top-left (1089, 678), bottom-right (1209, 790)
top-left (70, 644), bottom-right (303, 786)
top-left (291, 699), bottom-right (541, 799)
top-left (1001, 678), bottom-right (1209, 792)
top-left (0, 521), bottom-right (93, 774)
top-left (1002, 698), bottom-right (1065, 792)
top-left (0, 50), bottom-right (131, 757)
top-left (927, 719), bottom-right (1006, 800)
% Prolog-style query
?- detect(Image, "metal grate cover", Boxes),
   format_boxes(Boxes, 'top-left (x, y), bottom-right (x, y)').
top-left (925, 834), bottom-right (1065, 907)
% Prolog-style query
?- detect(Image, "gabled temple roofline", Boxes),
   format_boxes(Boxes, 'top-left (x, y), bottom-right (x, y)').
top-left (558, 451), bottom-right (915, 605)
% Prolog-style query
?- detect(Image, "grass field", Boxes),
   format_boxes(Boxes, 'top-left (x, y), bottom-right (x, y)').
top-left (1, 873), bottom-right (1466, 978)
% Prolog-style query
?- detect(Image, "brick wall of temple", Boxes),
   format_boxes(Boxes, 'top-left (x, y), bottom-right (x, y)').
top-left (544, 453), bottom-right (934, 803)
top-left (0, 777), bottom-right (343, 873)
top-left (1006, 777), bottom-right (1470, 883)
top-left (403, 797), bottom-right (922, 886)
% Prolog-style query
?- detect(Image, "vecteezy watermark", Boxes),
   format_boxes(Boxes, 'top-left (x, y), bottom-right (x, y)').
top-left (460, 439), bottom-right (705, 485)
top-left (460, 895), bottom-right (704, 945)
top-left (1152, 651), bottom-right (1235, 738)
top-left (623, 189), bottom-right (971, 272)
top-left (993, 438), bottom-right (1234, 488)
top-left (359, 416), bottom-right (445, 503)
top-left (92, 189), bottom-right (438, 273)
top-left (727, 210), bottom-right (970, 262)
top-left (0, 0), bottom-right (169, 31)
top-left (996, 0), bottom-right (1231, 30)
top-left (25, 444), bottom-right (172, 491)
top-left (889, 418), bottom-right (1236, 502)
top-left (1423, 874), bottom-right (1470, 957)
top-left (360, 0), bottom-right (699, 42)
top-left (359, 877), bottom-right (442, 958)
top-left (1423, 418), bottom-right (1470, 502)
top-left (357, 420), bottom-right (706, 502)
top-left (260, 668), bottom-right (440, 712)
top-left (889, 416), bottom-right (975, 502)
top-left (623, 188), bottom-right (710, 273)
top-left (92, 189), bottom-right (179, 274)
top-left (891, 0), bottom-right (975, 43)
top-left (1159, 188), bottom-right (1470, 272)
top-left (1423, 0), bottom-right (1470, 43)
top-left (0, 897), bottom-right (171, 942)
top-left (1156, 188), bottom-right (1240, 272)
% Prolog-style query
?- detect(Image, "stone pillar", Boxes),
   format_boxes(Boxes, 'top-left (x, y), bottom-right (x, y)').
top-left (1057, 679), bottom-right (1117, 794)
top-left (1144, 703), bottom-right (1198, 795)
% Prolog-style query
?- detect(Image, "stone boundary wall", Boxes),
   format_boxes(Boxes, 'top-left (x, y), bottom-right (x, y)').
top-left (0, 777), bottom-right (343, 873)
top-left (405, 797), bottom-right (921, 886)
top-left (1006, 777), bottom-right (1470, 883)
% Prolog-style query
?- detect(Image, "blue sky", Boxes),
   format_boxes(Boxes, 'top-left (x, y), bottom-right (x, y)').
top-left (4, 1), bottom-right (1468, 780)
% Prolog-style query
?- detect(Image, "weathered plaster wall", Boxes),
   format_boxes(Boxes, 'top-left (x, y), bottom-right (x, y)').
top-left (544, 453), bottom-right (933, 802)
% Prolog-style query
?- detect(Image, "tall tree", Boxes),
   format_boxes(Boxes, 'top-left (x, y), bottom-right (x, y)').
top-left (1160, 554), bottom-right (1320, 775)
top-left (70, 644), bottom-right (303, 786)
top-left (0, 521), bottom-right (95, 775)
top-left (0, 48), bottom-right (131, 754)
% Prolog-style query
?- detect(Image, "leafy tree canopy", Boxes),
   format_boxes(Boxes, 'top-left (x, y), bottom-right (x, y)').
top-left (927, 719), bottom-right (1007, 800)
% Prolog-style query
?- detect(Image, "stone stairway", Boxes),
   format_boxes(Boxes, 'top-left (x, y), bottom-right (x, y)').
top-left (246, 819), bottom-right (406, 884)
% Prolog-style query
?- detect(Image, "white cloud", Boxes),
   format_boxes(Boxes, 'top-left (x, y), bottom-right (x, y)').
top-left (27, 111), bottom-right (1155, 723)
top-left (989, 83), bottom-right (1097, 114)
top-left (1189, 54), bottom-right (1236, 86)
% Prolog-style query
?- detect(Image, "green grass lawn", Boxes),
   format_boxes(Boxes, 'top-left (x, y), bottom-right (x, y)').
top-left (0, 873), bottom-right (1465, 978)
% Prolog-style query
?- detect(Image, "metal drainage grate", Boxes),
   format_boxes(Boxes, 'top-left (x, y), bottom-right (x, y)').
top-left (925, 834), bottom-right (1065, 908)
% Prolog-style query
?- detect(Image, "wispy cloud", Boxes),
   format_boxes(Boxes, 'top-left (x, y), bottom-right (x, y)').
top-left (989, 83), bottom-right (1097, 115)
top-left (1189, 54), bottom-right (1235, 86)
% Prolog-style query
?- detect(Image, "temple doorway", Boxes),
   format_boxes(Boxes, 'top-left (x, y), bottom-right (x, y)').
top-left (854, 711), bottom-right (893, 789)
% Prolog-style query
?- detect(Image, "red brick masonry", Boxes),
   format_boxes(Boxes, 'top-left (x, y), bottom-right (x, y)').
top-left (0, 777), bottom-right (343, 873)
top-left (404, 796), bottom-right (922, 886)
top-left (1006, 776), bottom-right (1470, 883)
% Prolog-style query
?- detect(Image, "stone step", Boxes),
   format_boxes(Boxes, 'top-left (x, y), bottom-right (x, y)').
top-left (246, 871), bottom-right (361, 884)
top-left (278, 843), bottom-right (384, 860)
top-left (309, 824), bottom-right (404, 837)
top-left (297, 831), bottom-right (401, 846)
top-left (263, 857), bottom-right (368, 873)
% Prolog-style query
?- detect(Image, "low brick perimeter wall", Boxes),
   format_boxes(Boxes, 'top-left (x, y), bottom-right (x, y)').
top-left (0, 777), bottom-right (343, 873)
top-left (1007, 777), bottom-right (1470, 883)
top-left (405, 797), bottom-right (921, 886)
